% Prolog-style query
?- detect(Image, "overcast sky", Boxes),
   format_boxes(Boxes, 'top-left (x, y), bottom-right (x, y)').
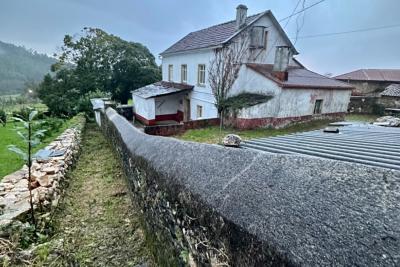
top-left (0, 0), bottom-right (399, 75)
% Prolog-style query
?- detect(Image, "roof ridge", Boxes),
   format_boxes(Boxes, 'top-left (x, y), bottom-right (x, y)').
top-left (187, 11), bottom-right (264, 35)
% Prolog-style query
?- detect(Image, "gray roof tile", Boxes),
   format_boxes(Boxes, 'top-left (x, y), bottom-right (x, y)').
top-left (381, 83), bottom-right (400, 97)
top-left (161, 13), bottom-right (262, 55)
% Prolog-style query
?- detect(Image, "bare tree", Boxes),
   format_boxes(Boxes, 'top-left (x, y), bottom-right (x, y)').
top-left (208, 32), bottom-right (249, 136)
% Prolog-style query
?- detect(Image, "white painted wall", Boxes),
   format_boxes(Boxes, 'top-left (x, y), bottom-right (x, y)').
top-left (237, 88), bottom-right (352, 119)
top-left (230, 65), bottom-right (281, 96)
top-left (160, 12), bottom-right (301, 121)
top-left (241, 14), bottom-right (296, 65)
top-left (132, 95), bottom-right (155, 120)
top-left (162, 49), bottom-right (218, 119)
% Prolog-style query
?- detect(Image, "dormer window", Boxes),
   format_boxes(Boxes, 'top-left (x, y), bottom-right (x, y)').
top-left (250, 26), bottom-right (266, 49)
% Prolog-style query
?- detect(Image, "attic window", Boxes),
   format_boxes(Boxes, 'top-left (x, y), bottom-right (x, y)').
top-left (250, 26), bottom-right (266, 49)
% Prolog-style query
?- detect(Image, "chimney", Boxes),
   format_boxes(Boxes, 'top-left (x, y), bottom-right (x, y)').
top-left (273, 46), bottom-right (291, 81)
top-left (236, 4), bottom-right (248, 29)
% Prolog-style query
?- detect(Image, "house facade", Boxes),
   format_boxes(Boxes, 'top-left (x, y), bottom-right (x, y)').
top-left (133, 5), bottom-right (353, 129)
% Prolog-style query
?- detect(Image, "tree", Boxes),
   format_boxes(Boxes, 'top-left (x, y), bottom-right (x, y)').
top-left (208, 32), bottom-right (249, 133)
top-left (54, 27), bottom-right (160, 103)
top-left (8, 110), bottom-right (46, 227)
top-left (37, 70), bottom-right (81, 117)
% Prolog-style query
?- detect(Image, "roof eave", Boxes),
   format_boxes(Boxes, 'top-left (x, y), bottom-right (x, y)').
top-left (282, 84), bottom-right (354, 90)
top-left (160, 44), bottom-right (223, 57)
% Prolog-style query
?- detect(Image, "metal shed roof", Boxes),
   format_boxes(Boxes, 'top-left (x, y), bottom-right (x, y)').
top-left (132, 81), bottom-right (193, 99)
top-left (242, 123), bottom-right (400, 170)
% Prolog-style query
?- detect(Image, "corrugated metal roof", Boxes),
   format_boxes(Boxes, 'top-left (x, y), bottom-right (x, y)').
top-left (335, 69), bottom-right (400, 82)
top-left (132, 81), bottom-right (193, 99)
top-left (242, 123), bottom-right (400, 170)
top-left (161, 10), bottom-right (298, 56)
top-left (246, 64), bottom-right (353, 89)
top-left (381, 83), bottom-right (400, 97)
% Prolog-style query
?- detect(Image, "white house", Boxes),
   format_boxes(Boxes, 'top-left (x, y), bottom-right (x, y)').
top-left (132, 5), bottom-right (353, 128)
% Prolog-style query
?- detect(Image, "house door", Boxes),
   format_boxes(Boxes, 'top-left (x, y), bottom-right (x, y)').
top-left (183, 97), bottom-right (191, 122)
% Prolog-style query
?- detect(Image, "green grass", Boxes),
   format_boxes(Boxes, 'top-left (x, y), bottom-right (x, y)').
top-left (1, 102), bottom-right (48, 113)
top-left (176, 114), bottom-right (380, 144)
top-left (0, 115), bottom-right (84, 179)
top-left (345, 114), bottom-right (379, 122)
top-left (176, 119), bottom-right (334, 144)
top-left (38, 124), bottom-right (152, 266)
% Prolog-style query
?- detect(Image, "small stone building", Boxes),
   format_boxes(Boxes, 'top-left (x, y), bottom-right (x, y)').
top-left (335, 69), bottom-right (400, 96)
top-left (379, 84), bottom-right (400, 108)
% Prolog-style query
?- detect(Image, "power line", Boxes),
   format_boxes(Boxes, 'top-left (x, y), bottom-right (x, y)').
top-left (292, 23), bottom-right (400, 39)
top-left (279, 0), bottom-right (327, 22)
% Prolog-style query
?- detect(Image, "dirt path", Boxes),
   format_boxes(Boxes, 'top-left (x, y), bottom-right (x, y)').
top-left (44, 123), bottom-right (152, 266)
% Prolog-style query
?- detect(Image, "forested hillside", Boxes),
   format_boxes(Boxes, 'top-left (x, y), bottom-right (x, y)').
top-left (0, 41), bottom-right (55, 95)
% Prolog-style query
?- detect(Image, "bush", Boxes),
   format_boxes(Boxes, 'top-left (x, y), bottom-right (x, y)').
top-left (0, 109), bottom-right (6, 126)
top-left (12, 107), bottom-right (30, 120)
top-left (372, 103), bottom-right (385, 116)
top-left (40, 117), bottom-right (65, 139)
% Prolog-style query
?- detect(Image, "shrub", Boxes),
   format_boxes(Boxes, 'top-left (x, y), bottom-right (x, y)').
top-left (40, 117), bottom-right (65, 139)
top-left (12, 107), bottom-right (31, 120)
top-left (0, 109), bottom-right (6, 126)
top-left (372, 103), bottom-right (385, 116)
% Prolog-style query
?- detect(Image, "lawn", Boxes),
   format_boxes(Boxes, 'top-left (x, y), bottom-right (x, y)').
top-left (345, 113), bottom-right (379, 122)
top-left (0, 115), bottom-right (82, 179)
top-left (175, 114), bottom-right (379, 144)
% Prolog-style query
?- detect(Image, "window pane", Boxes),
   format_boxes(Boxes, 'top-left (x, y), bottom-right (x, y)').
top-left (168, 65), bottom-right (173, 81)
top-left (196, 105), bottom-right (203, 118)
top-left (198, 64), bottom-right (205, 85)
top-left (181, 65), bottom-right (187, 83)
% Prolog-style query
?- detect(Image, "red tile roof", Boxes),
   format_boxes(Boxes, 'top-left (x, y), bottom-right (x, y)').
top-left (335, 69), bottom-right (400, 82)
top-left (246, 64), bottom-right (353, 90)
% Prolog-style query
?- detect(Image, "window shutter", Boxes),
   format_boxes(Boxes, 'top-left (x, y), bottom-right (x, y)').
top-left (250, 26), bottom-right (265, 48)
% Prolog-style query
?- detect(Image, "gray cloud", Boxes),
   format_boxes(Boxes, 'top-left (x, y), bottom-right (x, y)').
top-left (0, 0), bottom-right (399, 75)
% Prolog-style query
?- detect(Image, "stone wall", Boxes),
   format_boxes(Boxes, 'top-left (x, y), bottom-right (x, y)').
top-left (100, 108), bottom-right (400, 266)
top-left (0, 116), bottom-right (85, 227)
top-left (348, 96), bottom-right (380, 114)
top-left (379, 96), bottom-right (400, 109)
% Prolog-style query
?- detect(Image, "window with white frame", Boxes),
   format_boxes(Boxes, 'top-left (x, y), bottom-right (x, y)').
top-left (181, 64), bottom-right (187, 83)
top-left (196, 105), bottom-right (203, 118)
top-left (197, 64), bottom-right (206, 86)
top-left (168, 64), bottom-right (173, 82)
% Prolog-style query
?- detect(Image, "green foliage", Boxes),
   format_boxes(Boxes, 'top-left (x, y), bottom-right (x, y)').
top-left (0, 41), bottom-right (56, 95)
top-left (372, 103), bottom-right (385, 116)
top-left (221, 93), bottom-right (273, 111)
top-left (41, 117), bottom-right (64, 138)
top-left (8, 109), bottom-right (45, 163)
top-left (11, 107), bottom-right (32, 120)
top-left (37, 28), bottom-right (160, 116)
top-left (76, 90), bottom-right (110, 118)
top-left (0, 109), bottom-right (6, 126)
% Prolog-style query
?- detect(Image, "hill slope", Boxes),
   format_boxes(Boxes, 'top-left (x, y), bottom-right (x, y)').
top-left (0, 41), bottom-right (56, 95)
